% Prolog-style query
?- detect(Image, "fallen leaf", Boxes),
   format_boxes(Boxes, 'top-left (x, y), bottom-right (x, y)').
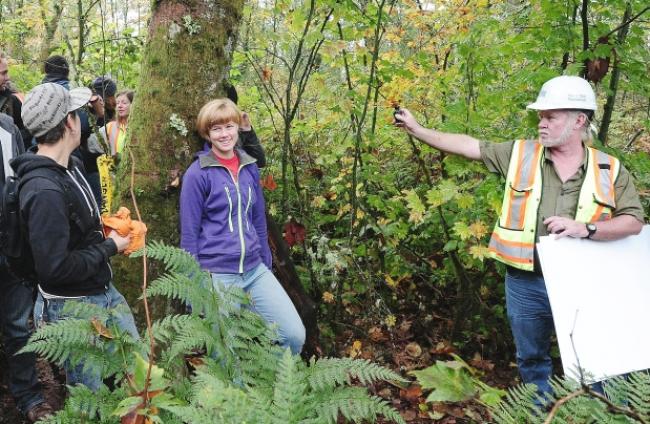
top-left (348, 340), bottom-right (362, 358)
top-left (368, 326), bottom-right (387, 342)
top-left (91, 317), bottom-right (114, 339)
top-left (401, 409), bottom-right (417, 421)
top-left (399, 384), bottom-right (423, 403)
top-left (378, 388), bottom-right (392, 398)
top-left (470, 353), bottom-right (495, 371)
top-left (405, 342), bottom-right (422, 358)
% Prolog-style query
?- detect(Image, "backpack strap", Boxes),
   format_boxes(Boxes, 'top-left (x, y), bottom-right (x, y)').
top-left (0, 95), bottom-right (10, 115)
top-left (18, 169), bottom-right (85, 230)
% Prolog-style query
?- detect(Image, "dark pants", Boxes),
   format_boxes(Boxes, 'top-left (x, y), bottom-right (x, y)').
top-left (0, 265), bottom-right (44, 413)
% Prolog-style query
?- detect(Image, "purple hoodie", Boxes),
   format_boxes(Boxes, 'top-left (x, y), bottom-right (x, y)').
top-left (180, 148), bottom-right (272, 273)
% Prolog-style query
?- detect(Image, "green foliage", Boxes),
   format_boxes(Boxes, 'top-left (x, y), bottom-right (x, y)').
top-left (27, 244), bottom-right (405, 423)
top-left (490, 372), bottom-right (650, 423)
top-left (410, 354), bottom-right (506, 406)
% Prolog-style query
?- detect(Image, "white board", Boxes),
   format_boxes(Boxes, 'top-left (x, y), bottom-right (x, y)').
top-left (537, 225), bottom-right (650, 383)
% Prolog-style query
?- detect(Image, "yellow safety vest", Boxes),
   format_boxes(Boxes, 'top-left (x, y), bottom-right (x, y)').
top-left (488, 139), bottom-right (620, 271)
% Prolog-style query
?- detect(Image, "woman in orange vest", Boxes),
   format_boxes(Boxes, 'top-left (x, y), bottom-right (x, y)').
top-left (100, 90), bottom-right (133, 156)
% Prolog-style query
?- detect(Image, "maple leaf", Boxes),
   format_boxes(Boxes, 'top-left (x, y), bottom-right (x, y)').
top-left (262, 67), bottom-right (272, 81)
top-left (409, 360), bottom-right (476, 403)
top-left (322, 291), bottom-right (335, 303)
top-left (261, 174), bottom-right (277, 191)
top-left (468, 221), bottom-right (488, 239)
top-left (283, 218), bottom-right (306, 247)
top-left (403, 189), bottom-right (426, 224)
top-left (469, 245), bottom-right (490, 261)
top-left (453, 221), bottom-right (472, 241)
top-left (310, 195), bottom-right (326, 208)
top-left (456, 193), bottom-right (475, 209)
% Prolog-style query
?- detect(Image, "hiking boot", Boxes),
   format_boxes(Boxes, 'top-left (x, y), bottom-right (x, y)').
top-left (26, 402), bottom-right (54, 422)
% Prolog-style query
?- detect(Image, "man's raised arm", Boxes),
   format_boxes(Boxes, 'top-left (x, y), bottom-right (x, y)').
top-left (395, 108), bottom-right (482, 161)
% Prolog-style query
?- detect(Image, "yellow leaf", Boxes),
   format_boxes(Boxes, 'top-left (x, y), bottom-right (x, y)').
top-left (469, 245), bottom-right (491, 261)
top-left (322, 291), bottom-right (335, 303)
top-left (469, 221), bottom-right (488, 239)
top-left (311, 195), bottom-right (326, 208)
top-left (385, 275), bottom-right (398, 288)
top-left (349, 340), bottom-right (363, 358)
top-left (385, 314), bottom-right (397, 328)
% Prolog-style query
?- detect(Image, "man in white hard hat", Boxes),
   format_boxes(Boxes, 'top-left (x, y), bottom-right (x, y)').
top-left (395, 75), bottom-right (644, 399)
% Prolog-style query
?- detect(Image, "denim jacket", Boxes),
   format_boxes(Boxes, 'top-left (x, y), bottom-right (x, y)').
top-left (180, 148), bottom-right (272, 273)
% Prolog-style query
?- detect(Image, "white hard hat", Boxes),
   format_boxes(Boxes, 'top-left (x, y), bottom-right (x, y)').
top-left (527, 76), bottom-right (597, 111)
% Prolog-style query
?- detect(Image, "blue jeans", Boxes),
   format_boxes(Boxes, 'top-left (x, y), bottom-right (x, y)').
top-left (33, 283), bottom-right (139, 391)
top-left (505, 268), bottom-right (554, 398)
top-left (0, 266), bottom-right (44, 414)
top-left (211, 263), bottom-right (305, 355)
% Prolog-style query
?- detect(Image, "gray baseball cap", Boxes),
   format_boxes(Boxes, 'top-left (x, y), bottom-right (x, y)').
top-left (21, 83), bottom-right (92, 138)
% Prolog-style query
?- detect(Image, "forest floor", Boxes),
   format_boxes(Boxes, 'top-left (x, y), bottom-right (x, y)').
top-left (0, 313), bottom-right (520, 423)
top-left (329, 309), bottom-right (521, 423)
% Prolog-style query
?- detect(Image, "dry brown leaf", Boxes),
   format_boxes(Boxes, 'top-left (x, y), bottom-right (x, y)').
top-left (405, 342), bottom-right (422, 358)
top-left (91, 317), bottom-right (114, 339)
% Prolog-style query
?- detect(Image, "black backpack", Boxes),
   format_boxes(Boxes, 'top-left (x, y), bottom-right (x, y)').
top-left (0, 168), bottom-right (82, 281)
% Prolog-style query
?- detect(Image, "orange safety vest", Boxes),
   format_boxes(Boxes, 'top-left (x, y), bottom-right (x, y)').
top-left (488, 139), bottom-right (620, 271)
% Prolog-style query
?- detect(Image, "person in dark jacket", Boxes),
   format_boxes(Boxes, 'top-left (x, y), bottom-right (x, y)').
top-left (0, 52), bottom-right (31, 146)
top-left (16, 82), bottom-right (139, 390)
top-left (42, 55), bottom-right (103, 207)
top-left (92, 76), bottom-right (118, 126)
top-left (0, 113), bottom-right (53, 422)
top-left (180, 98), bottom-right (304, 354)
top-left (225, 83), bottom-right (266, 168)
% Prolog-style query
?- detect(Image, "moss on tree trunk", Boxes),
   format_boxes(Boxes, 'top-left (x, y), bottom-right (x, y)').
top-left (111, 0), bottom-right (244, 316)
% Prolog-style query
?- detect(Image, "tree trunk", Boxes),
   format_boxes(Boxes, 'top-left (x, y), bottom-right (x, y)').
top-left (598, 3), bottom-right (632, 145)
top-left (112, 0), bottom-right (245, 316)
top-left (266, 212), bottom-right (321, 357)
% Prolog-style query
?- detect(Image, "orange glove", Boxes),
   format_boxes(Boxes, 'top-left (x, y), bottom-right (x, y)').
top-left (102, 207), bottom-right (148, 255)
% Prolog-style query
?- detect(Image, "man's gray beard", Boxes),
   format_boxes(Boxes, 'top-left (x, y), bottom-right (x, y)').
top-left (540, 120), bottom-right (574, 148)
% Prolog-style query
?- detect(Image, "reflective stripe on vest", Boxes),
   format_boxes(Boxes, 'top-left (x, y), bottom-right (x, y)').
top-left (488, 139), bottom-right (620, 271)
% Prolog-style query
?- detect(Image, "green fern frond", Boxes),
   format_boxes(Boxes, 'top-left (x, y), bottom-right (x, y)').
top-left (491, 383), bottom-right (545, 424)
top-left (308, 357), bottom-right (406, 391)
top-left (311, 387), bottom-right (407, 424)
top-left (626, 372), bottom-right (650, 418)
top-left (269, 349), bottom-right (309, 423)
top-left (132, 240), bottom-right (202, 275)
top-left (38, 384), bottom-right (124, 423)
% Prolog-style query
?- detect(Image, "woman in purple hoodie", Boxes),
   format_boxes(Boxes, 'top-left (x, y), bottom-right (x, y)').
top-left (180, 98), bottom-right (305, 354)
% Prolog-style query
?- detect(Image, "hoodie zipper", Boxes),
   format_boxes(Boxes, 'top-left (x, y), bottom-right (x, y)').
top-left (224, 186), bottom-right (234, 232)
top-left (245, 186), bottom-right (252, 231)
top-left (206, 154), bottom-right (256, 274)
top-left (221, 166), bottom-right (246, 274)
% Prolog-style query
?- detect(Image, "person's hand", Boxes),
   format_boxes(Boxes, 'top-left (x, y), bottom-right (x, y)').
top-left (108, 229), bottom-right (131, 252)
top-left (240, 112), bottom-right (252, 131)
top-left (543, 216), bottom-right (588, 239)
top-left (393, 107), bottom-right (422, 135)
top-left (89, 95), bottom-right (105, 117)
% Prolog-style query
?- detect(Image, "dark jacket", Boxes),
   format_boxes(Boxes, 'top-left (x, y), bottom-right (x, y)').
top-left (180, 149), bottom-right (272, 274)
top-left (11, 153), bottom-right (117, 296)
top-left (0, 88), bottom-right (31, 148)
top-left (0, 113), bottom-right (24, 185)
